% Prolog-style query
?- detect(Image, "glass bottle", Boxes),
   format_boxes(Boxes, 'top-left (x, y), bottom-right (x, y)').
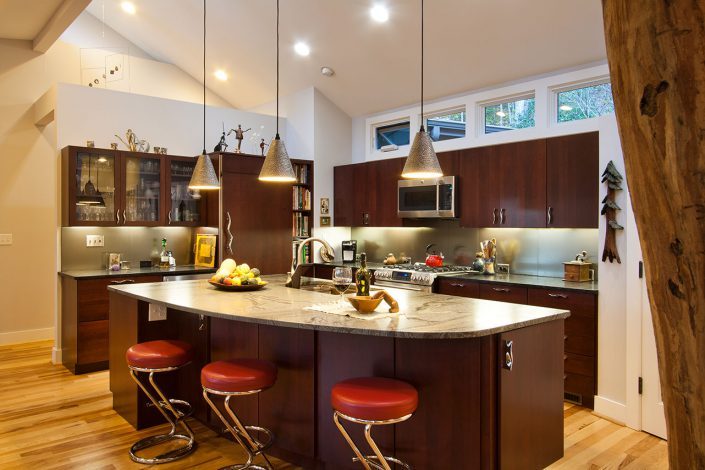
top-left (159, 238), bottom-right (169, 268)
top-left (356, 252), bottom-right (371, 296)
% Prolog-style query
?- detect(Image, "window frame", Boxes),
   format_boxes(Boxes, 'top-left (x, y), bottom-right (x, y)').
top-left (551, 77), bottom-right (614, 124)
top-left (478, 92), bottom-right (536, 135)
top-left (371, 117), bottom-right (411, 152)
top-left (422, 106), bottom-right (467, 143)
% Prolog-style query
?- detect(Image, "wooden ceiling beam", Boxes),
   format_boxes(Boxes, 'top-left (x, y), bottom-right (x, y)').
top-left (33, 0), bottom-right (90, 53)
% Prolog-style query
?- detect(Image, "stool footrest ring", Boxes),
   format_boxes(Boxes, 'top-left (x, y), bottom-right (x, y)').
top-left (353, 455), bottom-right (412, 470)
top-left (129, 433), bottom-right (196, 465)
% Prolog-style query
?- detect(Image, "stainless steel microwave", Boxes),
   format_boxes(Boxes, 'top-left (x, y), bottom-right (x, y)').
top-left (397, 176), bottom-right (457, 218)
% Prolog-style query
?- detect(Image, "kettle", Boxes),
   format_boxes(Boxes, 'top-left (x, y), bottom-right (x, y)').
top-left (425, 244), bottom-right (444, 267)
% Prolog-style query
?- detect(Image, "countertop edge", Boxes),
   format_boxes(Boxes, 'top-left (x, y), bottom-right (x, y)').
top-left (60, 266), bottom-right (217, 279)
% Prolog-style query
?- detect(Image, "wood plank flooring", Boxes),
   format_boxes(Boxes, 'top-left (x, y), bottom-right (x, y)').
top-left (0, 341), bottom-right (668, 469)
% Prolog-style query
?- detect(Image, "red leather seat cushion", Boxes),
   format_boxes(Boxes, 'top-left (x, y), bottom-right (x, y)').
top-left (125, 340), bottom-right (193, 369)
top-left (201, 359), bottom-right (278, 393)
top-left (331, 377), bottom-right (418, 421)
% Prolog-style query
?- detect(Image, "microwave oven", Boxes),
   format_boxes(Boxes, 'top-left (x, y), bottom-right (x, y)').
top-left (397, 176), bottom-right (457, 218)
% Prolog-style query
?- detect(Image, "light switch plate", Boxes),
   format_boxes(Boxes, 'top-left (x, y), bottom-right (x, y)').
top-left (148, 303), bottom-right (167, 321)
top-left (86, 235), bottom-right (104, 247)
top-left (0, 234), bottom-right (12, 246)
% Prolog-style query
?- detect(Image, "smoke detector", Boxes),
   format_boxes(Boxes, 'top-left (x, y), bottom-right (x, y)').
top-left (321, 66), bottom-right (335, 77)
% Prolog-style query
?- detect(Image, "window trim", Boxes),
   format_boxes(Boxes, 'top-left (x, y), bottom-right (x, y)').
top-left (551, 76), bottom-right (613, 124)
top-left (371, 117), bottom-right (411, 152)
top-left (422, 105), bottom-right (467, 143)
top-left (477, 91), bottom-right (536, 136)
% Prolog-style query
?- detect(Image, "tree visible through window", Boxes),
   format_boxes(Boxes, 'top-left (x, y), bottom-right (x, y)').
top-left (484, 97), bottom-right (535, 134)
top-left (557, 82), bottom-right (615, 122)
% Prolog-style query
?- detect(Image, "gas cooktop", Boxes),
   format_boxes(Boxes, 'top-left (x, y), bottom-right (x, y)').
top-left (374, 263), bottom-right (481, 287)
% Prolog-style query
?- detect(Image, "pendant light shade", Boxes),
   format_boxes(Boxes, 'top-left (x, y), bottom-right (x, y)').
top-left (259, 0), bottom-right (296, 182)
top-left (189, 0), bottom-right (220, 191)
top-left (401, 0), bottom-right (443, 179)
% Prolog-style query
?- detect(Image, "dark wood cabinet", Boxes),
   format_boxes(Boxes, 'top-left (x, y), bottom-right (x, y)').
top-left (458, 146), bottom-right (502, 227)
top-left (479, 282), bottom-right (528, 304)
top-left (61, 274), bottom-right (163, 374)
top-left (546, 132), bottom-right (600, 228)
top-left (334, 163), bottom-right (355, 227)
top-left (373, 158), bottom-right (404, 227)
top-left (165, 155), bottom-right (209, 226)
top-left (498, 139), bottom-right (547, 227)
top-left (436, 277), bottom-right (480, 298)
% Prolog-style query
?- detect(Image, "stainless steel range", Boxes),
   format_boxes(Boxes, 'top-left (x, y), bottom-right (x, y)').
top-left (374, 263), bottom-right (479, 292)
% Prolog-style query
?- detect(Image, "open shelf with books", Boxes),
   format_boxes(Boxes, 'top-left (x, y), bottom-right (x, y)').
top-left (291, 161), bottom-right (313, 268)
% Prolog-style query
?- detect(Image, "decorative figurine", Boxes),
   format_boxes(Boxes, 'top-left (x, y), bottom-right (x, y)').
top-left (227, 125), bottom-right (251, 153)
top-left (259, 138), bottom-right (267, 156)
top-left (214, 122), bottom-right (228, 152)
top-left (115, 129), bottom-right (150, 153)
top-left (601, 160), bottom-right (624, 263)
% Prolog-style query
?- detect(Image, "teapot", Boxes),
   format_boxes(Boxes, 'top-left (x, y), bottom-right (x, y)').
top-left (425, 244), bottom-right (444, 267)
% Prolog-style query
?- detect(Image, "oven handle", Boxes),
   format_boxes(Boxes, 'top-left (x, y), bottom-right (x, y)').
top-left (373, 280), bottom-right (429, 292)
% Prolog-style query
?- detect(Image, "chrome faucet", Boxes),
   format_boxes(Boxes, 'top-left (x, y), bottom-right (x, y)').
top-left (286, 237), bottom-right (335, 288)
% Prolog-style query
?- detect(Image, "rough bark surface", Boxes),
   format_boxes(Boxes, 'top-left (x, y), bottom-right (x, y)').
top-left (602, 1), bottom-right (705, 468)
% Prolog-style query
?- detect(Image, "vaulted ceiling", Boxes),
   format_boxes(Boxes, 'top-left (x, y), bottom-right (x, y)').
top-left (85, 0), bottom-right (607, 117)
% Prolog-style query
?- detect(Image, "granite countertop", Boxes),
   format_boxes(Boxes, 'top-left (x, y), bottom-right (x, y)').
top-left (108, 274), bottom-right (569, 339)
top-left (438, 272), bottom-right (599, 293)
top-left (60, 265), bottom-right (217, 280)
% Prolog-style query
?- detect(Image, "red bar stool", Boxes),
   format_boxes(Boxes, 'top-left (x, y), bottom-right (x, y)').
top-left (332, 377), bottom-right (418, 470)
top-left (125, 339), bottom-right (196, 464)
top-left (201, 359), bottom-right (278, 470)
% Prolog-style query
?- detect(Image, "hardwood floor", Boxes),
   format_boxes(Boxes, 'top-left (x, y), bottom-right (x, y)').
top-left (0, 341), bottom-right (668, 469)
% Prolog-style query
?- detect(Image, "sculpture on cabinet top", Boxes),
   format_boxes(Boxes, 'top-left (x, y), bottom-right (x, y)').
top-left (227, 124), bottom-right (251, 153)
top-left (214, 122), bottom-right (228, 152)
top-left (115, 129), bottom-right (150, 153)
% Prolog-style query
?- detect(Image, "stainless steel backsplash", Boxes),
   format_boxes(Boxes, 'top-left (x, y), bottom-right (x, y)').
top-left (61, 226), bottom-right (218, 270)
top-left (350, 220), bottom-right (599, 279)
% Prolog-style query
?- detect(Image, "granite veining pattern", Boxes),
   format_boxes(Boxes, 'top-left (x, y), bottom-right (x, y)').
top-left (109, 275), bottom-right (569, 339)
top-left (60, 265), bottom-right (217, 279)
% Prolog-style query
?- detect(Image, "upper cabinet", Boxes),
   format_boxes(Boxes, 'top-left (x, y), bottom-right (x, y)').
top-left (546, 132), bottom-right (599, 228)
top-left (62, 146), bottom-right (210, 227)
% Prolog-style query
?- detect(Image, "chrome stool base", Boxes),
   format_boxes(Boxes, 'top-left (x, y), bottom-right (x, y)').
top-left (204, 387), bottom-right (275, 470)
top-left (128, 367), bottom-right (196, 464)
top-left (334, 411), bottom-right (413, 470)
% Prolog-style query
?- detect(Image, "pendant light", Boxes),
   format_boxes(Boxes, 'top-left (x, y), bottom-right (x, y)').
top-left (76, 155), bottom-right (105, 205)
top-left (189, 0), bottom-right (220, 190)
top-left (401, 0), bottom-right (443, 179)
top-left (258, 0), bottom-right (296, 182)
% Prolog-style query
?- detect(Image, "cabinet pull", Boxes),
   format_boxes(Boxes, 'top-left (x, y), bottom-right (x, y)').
top-left (547, 206), bottom-right (553, 225)
top-left (122, 209), bottom-right (127, 224)
top-left (450, 283), bottom-right (466, 288)
top-left (199, 314), bottom-right (206, 331)
top-left (110, 279), bottom-right (136, 285)
top-left (168, 210), bottom-right (172, 224)
top-left (500, 208), bottom-right (505, 224)
top-left (503, 340), bottom-right (513, 370)
top-left (548, 293), bottom-right (568, 299)
top-left (492, 208), bottom-right (497, 225)
top-left (116, 210), bottom-right (120, 224)
top-left (226, 211), bottom-right (234, 255)
top-left (363, 212), bottom-right (370, 225)
top-left (492, 287), bottom-right (510, 293)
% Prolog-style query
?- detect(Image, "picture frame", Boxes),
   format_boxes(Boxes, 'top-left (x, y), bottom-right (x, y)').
top-left (194, 234), bottom-right (217, 267)
top-left (320, 216), bottom-right (331, 226)
top-left (320, 197), bottom-right (330, 215)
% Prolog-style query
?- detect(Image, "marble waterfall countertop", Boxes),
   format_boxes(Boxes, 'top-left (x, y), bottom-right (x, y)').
top-left (108, 274), bottom-right (569, 339)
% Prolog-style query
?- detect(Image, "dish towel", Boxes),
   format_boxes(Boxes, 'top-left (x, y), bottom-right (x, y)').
top-left (304, 299), bottom-right (400, 321)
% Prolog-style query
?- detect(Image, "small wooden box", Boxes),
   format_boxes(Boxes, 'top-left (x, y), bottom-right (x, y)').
top-left (563, 262), bottom-right (593, 282)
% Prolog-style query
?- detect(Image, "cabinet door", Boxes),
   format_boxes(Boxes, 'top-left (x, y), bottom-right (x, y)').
top-left (459, 146), bottom-right (501, 227)
top-left (372, 158), bottom-right (404, 227)
top-left (479, 283), bottom-right (528, 304)
top-left (436, 277), bottom-right (480, 298)
top-left (166, 156), bottom-right (207, 226)
top-left (498, 140), bottom-right (547, 228)
top-left (546, 132), bottom-right (599, 228)
top-left (334, 164), bottom-right (355, 227)
top-left (221, 157), bottom-right (293, 274)
top-left (65, 147), bottom-right (120, 226)
top-left (353, 162), bottom-right (375, 227)
top-left (120, 152), bottom-right (165, 226)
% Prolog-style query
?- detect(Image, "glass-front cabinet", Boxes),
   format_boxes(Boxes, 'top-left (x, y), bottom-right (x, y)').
top-left (167, 156), bottom-right (205, 226)
top-left (67, 147), bottom-right (120, 226)
top-left (121, 153), bottom-right (164, 226)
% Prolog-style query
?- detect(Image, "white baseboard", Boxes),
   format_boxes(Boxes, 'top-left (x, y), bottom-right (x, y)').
top-left (594, 395), bottom-right (627, 425)
top-left (0, 327), bottom-right (55, 346)
top-left (52, 346), bottom-right (63, 364)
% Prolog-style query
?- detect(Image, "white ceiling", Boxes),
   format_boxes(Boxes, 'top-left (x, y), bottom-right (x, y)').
top-left (85, 0), bottom-right (607, 117)
top-left (0, 0), bottom-right (64, 39)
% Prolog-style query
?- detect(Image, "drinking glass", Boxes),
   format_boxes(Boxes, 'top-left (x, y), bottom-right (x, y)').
top-left (332, 267), bottom-right (353, 301)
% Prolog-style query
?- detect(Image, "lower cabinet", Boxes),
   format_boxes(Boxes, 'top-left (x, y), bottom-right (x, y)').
top-left (61, 274), bottom-right (163, 374)
top-left (436, 279), bottom-right (598, 408)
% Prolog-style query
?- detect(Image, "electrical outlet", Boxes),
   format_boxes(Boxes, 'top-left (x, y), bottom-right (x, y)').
top-left (0, 234), bottom-right (12, 246)
top-left (496, 263), bottom-right (510, 274)
top-left (148, 303), bottom-right (167, 321)
top-left (86, 235), bottom-right (104, 247)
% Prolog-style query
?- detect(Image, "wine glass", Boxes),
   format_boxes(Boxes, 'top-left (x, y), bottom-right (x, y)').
top-left (332, 267), bottom-right (353, 301)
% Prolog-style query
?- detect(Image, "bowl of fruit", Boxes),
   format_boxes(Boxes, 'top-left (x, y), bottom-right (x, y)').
top-left (208, 259), bottom-right (268, 291)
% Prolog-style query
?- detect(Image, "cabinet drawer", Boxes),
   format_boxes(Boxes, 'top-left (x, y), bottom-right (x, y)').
top-left (479, 283), bottom-right (527, 304)
top-left (565, 352), bottom-right (594, 377)
top-left (77, 320), bottom-right (108, 364)
top-left (78, 275), bottom-right (163, 322)
top-left (436, 278), bottom-right (480, 298)
top-left (527, 287), bottom-right (596, 317)
top-left (565, 333), bottom-right (595, 357)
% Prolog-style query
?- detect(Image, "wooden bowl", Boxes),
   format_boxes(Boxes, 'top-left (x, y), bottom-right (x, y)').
top-left (346, 295), bottom-right (383, 313)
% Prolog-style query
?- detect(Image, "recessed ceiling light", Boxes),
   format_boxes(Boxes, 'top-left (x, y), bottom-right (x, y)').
top-left (559, 104), bottom-right (573, 111)
top-left (370, 4), bottom-right (389, 23)
top-left (121, 1), bottom-right (136, 15)
top-left (496, 111), bottom-right (507, 117)
top-left (294, 42), bottom-right (310, 57)
top-left (214, 69), bottom-right (228, 81)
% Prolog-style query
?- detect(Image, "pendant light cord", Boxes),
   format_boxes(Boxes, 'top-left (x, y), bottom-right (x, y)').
top-left (276, 0), bottom-right (280, 138)
top-left (420, 0), bottom-right (424, 132)
top-left (202, 0), bottom-right (206, 153)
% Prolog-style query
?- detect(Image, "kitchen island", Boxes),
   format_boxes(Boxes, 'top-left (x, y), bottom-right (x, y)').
top-left (109, 275), bottom-right (569, 469)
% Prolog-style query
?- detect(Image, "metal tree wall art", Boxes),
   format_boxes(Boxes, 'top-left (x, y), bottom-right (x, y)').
top-left (601, 161), bottom-right (624, 263)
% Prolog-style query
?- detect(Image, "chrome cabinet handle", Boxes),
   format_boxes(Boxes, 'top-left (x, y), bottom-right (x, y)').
top-left (547, 206), bottom-right (553, 225)
top-left (450, 283), bottom-right (466, 288)
top-left (503, 340), bottom-right (513, 370)
top-left (199, 314), bottom-right (206, 331)
top-left (492, 208), bottom-right (497, 225)
top-left (168, 210), bottom-right (172, 224)
top-left (122, 209), bottom-right (127, 224)
top-left (363, 212), bottom-right (370, 225)
top-left (500, 208), bottom-right (506, 224)
top-left (116, 210), bottom-right (120, 224)
top-left (110, 279), bottom-right (135, 285)
top-left (226, 211), bottom-right (233, 255)
top-left (492, 287), bottom-right (510, 293)
top-left (548, 293), bottom-right (568, 299)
